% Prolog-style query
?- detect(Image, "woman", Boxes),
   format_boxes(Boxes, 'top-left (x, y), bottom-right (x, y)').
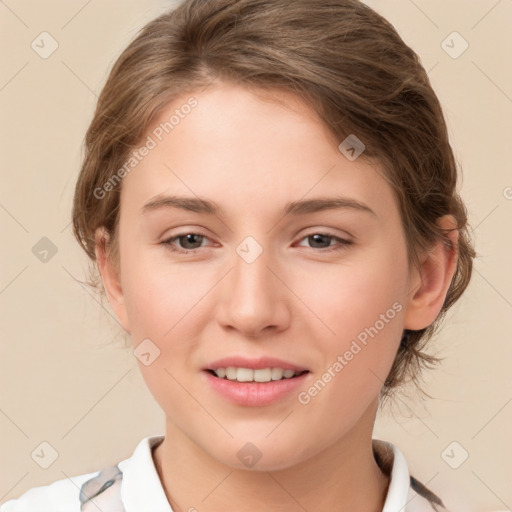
top-left (1, 0), bottom-right (475, 510)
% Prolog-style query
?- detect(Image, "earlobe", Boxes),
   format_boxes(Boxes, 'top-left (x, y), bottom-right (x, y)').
top-left (403, 215), bottom-right (459, 331)
top-left (94, 227), bottom-right (131, 332)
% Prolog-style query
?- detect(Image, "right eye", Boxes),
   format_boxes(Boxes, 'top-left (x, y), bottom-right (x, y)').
top-left (161, 232), bottom-right (213, 253)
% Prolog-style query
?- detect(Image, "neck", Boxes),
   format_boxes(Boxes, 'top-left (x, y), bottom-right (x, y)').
top-left (153, 404), bottom-right (389, 512)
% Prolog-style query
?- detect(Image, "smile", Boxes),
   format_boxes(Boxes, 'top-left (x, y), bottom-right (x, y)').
top-left (209, 367), bottom-right (308, 382)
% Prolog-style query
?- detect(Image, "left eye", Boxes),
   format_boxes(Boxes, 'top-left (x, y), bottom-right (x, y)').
top-left (161, 232), bottom-right (352, 253)
top-left (296, 233), bottom-right (352, 252)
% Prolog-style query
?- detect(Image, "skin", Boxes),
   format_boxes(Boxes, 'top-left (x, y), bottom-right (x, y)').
top-left (95, 82), bottom-right (458, 512)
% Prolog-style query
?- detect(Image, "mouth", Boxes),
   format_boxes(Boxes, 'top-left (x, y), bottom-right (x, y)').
top-left (202, 356), bottom-right (310, 406)
top-left (205, 367), bottom-right (310, 383)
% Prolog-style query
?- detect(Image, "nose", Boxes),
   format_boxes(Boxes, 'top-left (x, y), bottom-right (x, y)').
top-left (216, 245), bottom-right (291, 337)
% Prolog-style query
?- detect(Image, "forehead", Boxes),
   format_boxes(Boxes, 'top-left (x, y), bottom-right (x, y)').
top-left (120, 83), bottom-right (397, 221)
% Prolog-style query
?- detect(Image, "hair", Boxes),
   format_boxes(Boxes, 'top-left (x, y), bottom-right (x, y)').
top-left (72, 0), bottom-right (476, 397)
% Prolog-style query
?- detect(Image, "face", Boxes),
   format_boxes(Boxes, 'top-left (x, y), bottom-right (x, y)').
top-left (101, 82), bottom-right (422, 470)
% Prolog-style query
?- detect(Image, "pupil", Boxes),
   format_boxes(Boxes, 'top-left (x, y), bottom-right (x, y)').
top-left (180, 234), bottom-right (202, 249)
top-left (310, 234), bottom-right (329, 248)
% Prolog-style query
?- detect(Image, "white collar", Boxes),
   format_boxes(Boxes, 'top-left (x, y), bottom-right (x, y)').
top-left (118, 434), bottom-right (171, 512)
top-left (117, 435), bottom-right (423, 512)
top-left (374, 439), bottom-right (413, 511)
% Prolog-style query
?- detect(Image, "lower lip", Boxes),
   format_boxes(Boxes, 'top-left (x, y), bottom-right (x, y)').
top-left (203, 370), bottom-right (309, 407)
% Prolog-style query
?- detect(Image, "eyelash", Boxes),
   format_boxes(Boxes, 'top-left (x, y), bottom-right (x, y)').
top-left (161, 232), bottom-right (353, 254)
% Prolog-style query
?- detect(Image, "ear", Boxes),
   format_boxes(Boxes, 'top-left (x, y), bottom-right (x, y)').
top-left (403, 215), bottom-right (459, 331)
top-left (94, 227), bottom-right (131, 333)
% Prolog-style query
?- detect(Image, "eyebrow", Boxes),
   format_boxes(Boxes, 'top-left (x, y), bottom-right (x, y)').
top-left (141, 194), bottom-right (377, 218)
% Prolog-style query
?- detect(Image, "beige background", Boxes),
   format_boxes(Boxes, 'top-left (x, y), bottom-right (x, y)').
top-left (0, 1), bottom-right (511, 510)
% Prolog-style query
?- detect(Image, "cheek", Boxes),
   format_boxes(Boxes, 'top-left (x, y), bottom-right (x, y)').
top-left (121, 249), bottom-right (206, 341)
top-left (302, 250), bottom-right (407, 343)
top-left (120, 252), bottom-right (211, 397)
top-left (298, 249), bottom-right (407, 402)
top-left (121, 258), bottom-right (204, 419)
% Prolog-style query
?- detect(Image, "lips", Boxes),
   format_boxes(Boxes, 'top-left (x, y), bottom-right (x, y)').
top-left (202, 356), bottom-right (310, 406)
top-left (204, 356), bottom-right (309, 373)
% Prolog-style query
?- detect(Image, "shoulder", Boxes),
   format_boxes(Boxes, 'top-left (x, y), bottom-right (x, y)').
top-left (0, 435), bottom-right (165, 512)
top-left (373, 439), bottom-right (448, 512)
top-left (0, 470), bottom-right (100, 512)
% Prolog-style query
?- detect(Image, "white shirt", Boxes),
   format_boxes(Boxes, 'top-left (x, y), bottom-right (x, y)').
top-left (0, 435), bottom-right (444, 512)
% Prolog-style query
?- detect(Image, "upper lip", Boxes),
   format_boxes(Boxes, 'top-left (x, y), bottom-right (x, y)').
top-left (204, 356), bottom-right (309, 372)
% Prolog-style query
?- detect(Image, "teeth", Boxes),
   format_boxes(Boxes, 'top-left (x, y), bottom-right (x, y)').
top-left (212, 367), bottom-right (302, 382)
top-left (225, 367), bottom-right (237, 380)
top-left (215, 368), bottom-right (226, 379)
top-left (236, 368), bottom-right (254, 382)
top-left (271, 367), bottom-right (284, 380)
top-left (254, 368), bottom-right (272, 382)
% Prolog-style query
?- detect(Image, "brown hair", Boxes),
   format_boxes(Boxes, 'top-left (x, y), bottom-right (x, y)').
top-left (72, 0), bottom-right (476, 395)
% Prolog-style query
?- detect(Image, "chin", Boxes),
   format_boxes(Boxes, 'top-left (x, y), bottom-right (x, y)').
top-left (206, 434), bottom-right (317, 473)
